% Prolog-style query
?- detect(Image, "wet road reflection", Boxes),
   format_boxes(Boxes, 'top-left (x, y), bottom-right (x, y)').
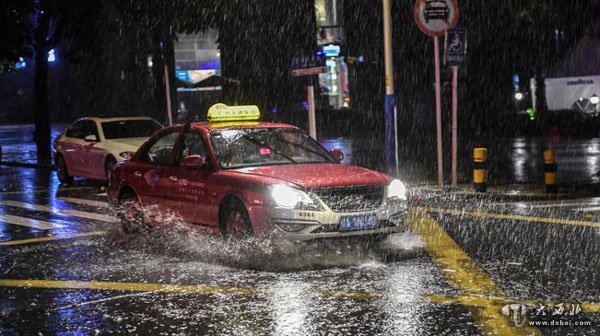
top-left (1, 125), bottom-right (600, 334)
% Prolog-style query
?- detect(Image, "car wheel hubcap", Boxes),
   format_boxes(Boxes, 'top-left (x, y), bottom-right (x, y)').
top-left (227, 211), bottom-right (244, 238)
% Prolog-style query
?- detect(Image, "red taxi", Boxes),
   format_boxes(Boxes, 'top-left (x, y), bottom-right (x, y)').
top-left (107, 104), bottom-right (408, 241)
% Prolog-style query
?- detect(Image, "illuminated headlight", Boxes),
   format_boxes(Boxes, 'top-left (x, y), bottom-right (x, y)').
top-left (387, 179), bottom-right (407, 200)
top-left (119, 151), bottom-right (135, 160)
top-left (270, 185), bottom-right (320, 210)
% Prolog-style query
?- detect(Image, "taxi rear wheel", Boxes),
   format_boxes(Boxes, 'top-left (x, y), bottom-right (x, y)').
top-left (221, 201), bottom-right (253, 240)
top-left (55, 154), bottom-right (73, 184)
top-left (118, 193), bottom-right (147, 234)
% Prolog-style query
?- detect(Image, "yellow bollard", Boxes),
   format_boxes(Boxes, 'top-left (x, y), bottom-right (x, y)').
top-left (544, 150), bottom-right (557, 193)
top-left (473, 148), bottom-right (487, 192)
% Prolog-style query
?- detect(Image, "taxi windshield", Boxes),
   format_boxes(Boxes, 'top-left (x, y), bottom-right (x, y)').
top-left (209, 128), bottom-right (336, 169)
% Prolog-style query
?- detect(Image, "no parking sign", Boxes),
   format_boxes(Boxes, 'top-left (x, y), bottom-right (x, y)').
top-left (413, 0), bottom-right (459, 37)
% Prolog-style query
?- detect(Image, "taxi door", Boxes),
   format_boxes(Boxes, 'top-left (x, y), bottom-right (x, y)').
top-left (164, 130), bottom-right (214, 226)
top-left (132, 129), bottom-right (181, 218)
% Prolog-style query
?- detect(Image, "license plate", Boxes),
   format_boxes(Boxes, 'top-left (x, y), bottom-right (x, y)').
top-left (339, 214), bottom-right (378, 231)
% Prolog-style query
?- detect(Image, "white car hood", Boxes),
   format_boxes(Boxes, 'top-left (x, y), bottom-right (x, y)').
top-left (104, 137), bottom-right (147, 152)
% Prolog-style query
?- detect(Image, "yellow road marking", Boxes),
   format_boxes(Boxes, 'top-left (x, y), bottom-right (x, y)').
top-left (409, 209), bottom-right (541, 335)
top-left (0, 279), bottom-right (379, 301)
top-left (421, 207), bottom-right (600, 228)
top-left (427, 294), bottom-right (600, 314)
top-left (0, 231), bottom-right (107, 246)
top-left (0, 279), bottom-right (256, 296)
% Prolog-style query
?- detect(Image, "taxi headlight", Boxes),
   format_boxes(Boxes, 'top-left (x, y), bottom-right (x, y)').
top-left (270, 185), bottom-right (319, 210)
top-left (387, 179), bottom-right (407, 200)
top-left (119, 151), bottom-right (135, 160)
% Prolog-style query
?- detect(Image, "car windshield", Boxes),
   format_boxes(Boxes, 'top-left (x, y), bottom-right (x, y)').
top-left (209, 128), bottom-right (336, 169)
top-left (101, 119), bottom-right (162, 139)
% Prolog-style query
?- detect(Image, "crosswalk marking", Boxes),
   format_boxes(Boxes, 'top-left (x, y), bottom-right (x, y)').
top-left (56, 196), bottom-right (109, 209)
top-left (0, 214), bottom-right (64, 229)
top-left (0, 200), bottom-right (118, 223)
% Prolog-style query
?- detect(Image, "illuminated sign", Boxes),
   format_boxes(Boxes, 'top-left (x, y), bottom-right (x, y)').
top-left (207, 103), bottom-right (261, 122)
top-left (322, 44), bottom-right (341, 58)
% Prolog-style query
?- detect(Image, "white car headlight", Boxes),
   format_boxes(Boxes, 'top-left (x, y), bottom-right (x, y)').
top-left (387, 179), bottom-right (407, 200)
top-left (119, 151), bottom-right (135, 160)
top-left (270, 185), bottom-right (318, 210)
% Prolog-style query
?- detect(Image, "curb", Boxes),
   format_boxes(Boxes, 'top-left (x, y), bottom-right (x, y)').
top-left (409, 184), bottom-right (597, 202)
top-left (0, 161), bottom-right (55, 170)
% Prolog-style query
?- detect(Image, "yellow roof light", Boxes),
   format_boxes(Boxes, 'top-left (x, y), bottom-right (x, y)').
top-left (207, 103), bottom-right (260, 123)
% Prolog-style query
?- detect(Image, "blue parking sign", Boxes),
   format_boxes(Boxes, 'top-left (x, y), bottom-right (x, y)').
top-left (445, 28), bottom-right (467, 66)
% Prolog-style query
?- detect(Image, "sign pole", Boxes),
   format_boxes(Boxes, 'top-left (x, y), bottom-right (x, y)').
top-left (434, 36), bottom-right (443, 188)
top-left (164, 64), bottom-right (173, 126)
top-left (383, 0), bottom-right (397, 175)
top-left (307, 75), bottom-right (317, 139)
top-left (451, 65), bottom-right (458, 187)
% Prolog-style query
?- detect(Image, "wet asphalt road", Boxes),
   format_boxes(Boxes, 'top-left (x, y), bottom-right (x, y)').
top-left (1, 126), bottom-right (600, 335)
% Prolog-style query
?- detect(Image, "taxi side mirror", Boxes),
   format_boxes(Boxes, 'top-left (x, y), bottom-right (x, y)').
top-left (84, 134), bottom-right (98, 142)
top-left (181, 155), bottom-right (206, 169)
top-left (330, 148), bottom-right (344, 162)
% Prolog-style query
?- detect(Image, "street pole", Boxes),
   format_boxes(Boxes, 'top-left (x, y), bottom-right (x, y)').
top-left (164, 64), bottom-right (173, 126)
top-left (383, 0), bottom-right (397, 175)
top-left (307, 75), bottom-right (317, 139)
top-left (451, 65), bottom-right (458, 187)
top-left (434, 36), bottom-right (443, 187)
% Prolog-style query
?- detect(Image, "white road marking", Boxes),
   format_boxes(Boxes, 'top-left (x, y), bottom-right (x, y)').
top-left (573, 206), bottom-right (600, 212)
top-left (0, 214), bottom-right (64, 229)
top-left (0, 200), bottom-right (118, 223)
top-left (56, 197), bottom-right (109, 209)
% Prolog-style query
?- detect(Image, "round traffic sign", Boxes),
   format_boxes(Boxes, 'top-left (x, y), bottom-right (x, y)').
top-left (414, 0), bottom-right (459, 37)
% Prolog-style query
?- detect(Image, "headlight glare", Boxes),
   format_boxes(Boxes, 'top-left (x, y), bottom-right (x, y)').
top-left (119, 151), bottom-right (135, 160)
top-left (270, 185), bottom-right (318, 209)
top-left (387, 179), bottom-right (407, 200)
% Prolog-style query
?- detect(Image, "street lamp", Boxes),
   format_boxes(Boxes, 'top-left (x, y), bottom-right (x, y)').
top-left (514, 92), bottom-right (524, 101)
top-left (591, 94), bottom-right (599, 116)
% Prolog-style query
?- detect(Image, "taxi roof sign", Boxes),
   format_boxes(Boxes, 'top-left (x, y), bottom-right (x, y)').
top-left (207, 103), bottom-right (261, 123)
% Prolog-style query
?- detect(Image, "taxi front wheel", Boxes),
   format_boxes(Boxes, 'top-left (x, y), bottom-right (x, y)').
top-left (221, 201), bottom-right (253, 240)
top-left (118, 194), bottom-right (148, 234)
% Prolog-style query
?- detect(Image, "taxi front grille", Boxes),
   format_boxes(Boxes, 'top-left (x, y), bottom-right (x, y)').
top-left (312, 185), bottom-right (385, 212)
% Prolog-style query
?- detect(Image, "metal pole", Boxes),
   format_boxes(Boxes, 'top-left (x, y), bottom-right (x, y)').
top-left (164, 64), bottom-right (173, 126)
top-left (451, 65), bottom-right (458, 187)
top-left (307, 75), bottom-right (317, 139)
top-left (383, 0), bottom-right (396, 175)
top-left (394, 105), bottom-right (399, 176)
top-left (434, 36), bottom-right (443, 187)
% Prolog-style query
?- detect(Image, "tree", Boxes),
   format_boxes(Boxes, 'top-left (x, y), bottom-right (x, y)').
top-left (0, 0), bottom-right (34, 72)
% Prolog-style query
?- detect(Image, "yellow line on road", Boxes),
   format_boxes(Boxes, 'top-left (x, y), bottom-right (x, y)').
top-left (427, 294), bottom-right (600, 314)
top-left (421, 207), bottom-right (600, 228)
top-left (409, 209), bottom-right (541, 335)
top-left (0, 231), bottom-right (107, 246)
top-left (0, 278), bottom-right (380, 301)
top-left (0, 279), bottom-right (257, 296)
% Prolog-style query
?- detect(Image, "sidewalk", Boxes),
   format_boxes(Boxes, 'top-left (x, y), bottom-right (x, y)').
top-left (0, 124), bottom-right (64, 169)
top-left (411, 182), bottom-right (598, 202)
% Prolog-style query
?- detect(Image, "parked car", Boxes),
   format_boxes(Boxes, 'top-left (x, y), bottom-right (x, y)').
top-left (54, 116), bottom-right (162, 183)
top-left (108, 104), bottom-right (408, 242)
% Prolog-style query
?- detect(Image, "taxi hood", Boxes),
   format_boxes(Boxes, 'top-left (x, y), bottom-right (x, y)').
top-left (235, 163), bottom-right (391, 189)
